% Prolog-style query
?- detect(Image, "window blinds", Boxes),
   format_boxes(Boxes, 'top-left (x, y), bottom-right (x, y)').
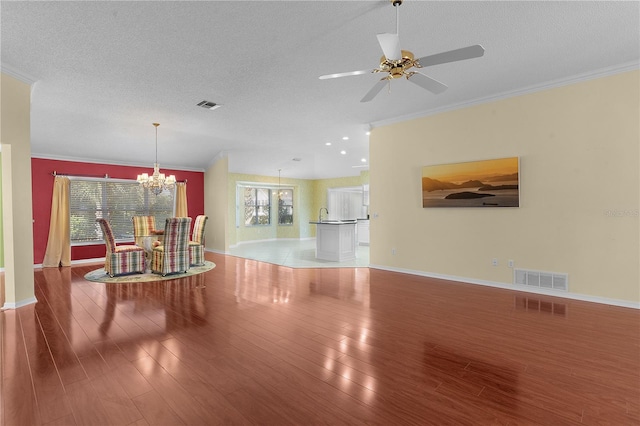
top-left (69, 178), bottom-right (175, 243)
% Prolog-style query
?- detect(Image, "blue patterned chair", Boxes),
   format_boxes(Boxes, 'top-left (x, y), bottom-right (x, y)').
top-left (188, 215), bottom-right (208, 266)
top-left (97, 218), bottom-right (146, 277)
top-left (151, 217), bottom-right (192, 276)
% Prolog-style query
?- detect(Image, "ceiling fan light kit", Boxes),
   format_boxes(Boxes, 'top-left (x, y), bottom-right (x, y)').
top-left (319, 0), bottom-right (484, 102)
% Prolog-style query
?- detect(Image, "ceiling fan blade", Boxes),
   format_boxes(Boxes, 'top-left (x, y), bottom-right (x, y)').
top-left (360, 79), bottom-right (388, 103)
top-left (407, 72), bottom-right (448, 94)
top-left (416, 44), bottom-right (485, 68)
top-left (377, 33), bottom-right (402, 61)
top-left (319, 69), bottom-right (375, 80)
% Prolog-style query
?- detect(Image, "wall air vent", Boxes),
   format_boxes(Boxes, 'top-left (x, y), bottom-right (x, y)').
top-left (514, 268), bottom-right (568, 292)
top-left (197, 100), bottom-right (221, 110)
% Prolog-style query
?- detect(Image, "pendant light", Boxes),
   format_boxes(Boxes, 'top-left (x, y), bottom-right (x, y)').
top-left (136, 123), bottom-right (176, 195)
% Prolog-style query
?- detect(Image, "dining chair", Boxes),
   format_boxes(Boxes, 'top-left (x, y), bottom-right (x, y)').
top-left (97, 218), bottom-right (146, 277)
top-left (151, 217), bottom-right (192, 276)
top-left (132, 215), bottom-right (160, 246)
top-left (189, 215), bottom-right (208, 266)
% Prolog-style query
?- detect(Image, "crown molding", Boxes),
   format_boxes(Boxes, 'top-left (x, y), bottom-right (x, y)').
top-left (30, 153), bottom-right (205, 173)
top-left (1, 63), bottom-right (39, 85)
top-left (371, 61), bottom-right (640, 129)
top-left (205, 150), bottom-right (228, 170)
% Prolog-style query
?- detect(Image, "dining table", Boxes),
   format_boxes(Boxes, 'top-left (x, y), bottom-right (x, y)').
top-left (138, 230), bottom-right (164, 272)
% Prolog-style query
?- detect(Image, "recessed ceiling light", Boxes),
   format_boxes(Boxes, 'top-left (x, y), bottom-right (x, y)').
top-left (361, 158), bottom-right (367, 163)
top-left (365, 131), bottom-right (370, 136)
top-left (342, 136), bottom-right (349, 140)
top-left (340, 150), bottom-right (346, 155)
top-left (325, 142), bottom-right (332, 146)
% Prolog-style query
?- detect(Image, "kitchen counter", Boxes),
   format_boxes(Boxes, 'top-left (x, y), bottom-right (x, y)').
top-left (309, 220), bottom-right (357, 225)
top-left (309, 221), bottom-right (357, 261)
top-left (357, 219), bottom-right (369, 246)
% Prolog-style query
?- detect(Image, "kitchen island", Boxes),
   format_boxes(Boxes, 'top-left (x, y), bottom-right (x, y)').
top-left (309, 220), bottom-right (357, 261)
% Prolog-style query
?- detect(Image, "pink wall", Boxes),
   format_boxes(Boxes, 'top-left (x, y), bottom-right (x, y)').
top-left (32, 158), bottom-right (205, 265)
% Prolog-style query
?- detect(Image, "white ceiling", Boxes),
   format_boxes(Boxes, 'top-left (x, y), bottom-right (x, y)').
top-left (2, 1), bottom-right (638, 180)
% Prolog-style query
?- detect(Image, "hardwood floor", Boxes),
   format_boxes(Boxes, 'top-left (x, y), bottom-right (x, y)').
top-left (1, 252), bottom-right (639, 425)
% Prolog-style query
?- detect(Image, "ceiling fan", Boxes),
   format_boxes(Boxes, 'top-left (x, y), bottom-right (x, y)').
top-left (319, 0), bottom-right (485, 102)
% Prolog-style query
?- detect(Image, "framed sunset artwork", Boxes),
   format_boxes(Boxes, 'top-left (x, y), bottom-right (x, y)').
top-left (422, 157), bottom-right (519, 208)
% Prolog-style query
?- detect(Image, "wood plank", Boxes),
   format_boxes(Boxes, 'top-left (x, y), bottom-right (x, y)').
top-left (1, 252), bottom-right (638, 425)
top-left (16, 306), bottom-right (73, 424)
top-left (1, 310), bottom-right (41, 426)
top-left (132, 390), bottom-right (185, 426)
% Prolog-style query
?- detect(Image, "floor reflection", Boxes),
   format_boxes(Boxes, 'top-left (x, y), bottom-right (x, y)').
top-left (309, 268), bottom-right (370, 306)
top-left (99, 275), bottom-right (209, 334)
top-left (8, 255), bottom-right (639, 425)
top-left (231, 261), bottom-right (370, 307)
top-left (33, 267), bottom-right (209, 370)
top-left (514, 295), bottom-right (567, 317)
top-left (233, 261), bottom-right (297, 306)
top-left (423, 343), bottom-right (518, 410)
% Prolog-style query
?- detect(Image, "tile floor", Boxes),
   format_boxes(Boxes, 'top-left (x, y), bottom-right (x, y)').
top-left (227, 239), bottom-right (369, 268)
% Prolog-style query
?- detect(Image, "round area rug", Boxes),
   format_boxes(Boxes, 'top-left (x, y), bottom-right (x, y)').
top-left (84, 261), bottom-right (216, 283)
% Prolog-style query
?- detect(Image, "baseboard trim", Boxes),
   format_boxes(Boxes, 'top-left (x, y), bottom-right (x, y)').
top-left (2, 296), bottom-right (38, 311)
top-left (70, 257), bottom-right (105, 266)
top-left (32, 258), bottom-right (105, 269)
top-left (368, 264), bottom-right (640, 310)
top-left (205, 248), bottom-right (225, 255)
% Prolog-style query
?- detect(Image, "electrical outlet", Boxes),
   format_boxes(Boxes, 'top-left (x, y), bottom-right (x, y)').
top-left (508, 259), bottom-right (514, 268)
top-left (391, 248), bottom-right (396, 255)
top-left (492, 258), bottom-right (498, 266)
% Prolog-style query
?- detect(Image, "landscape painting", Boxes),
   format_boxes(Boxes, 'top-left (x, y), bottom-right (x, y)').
top-left (422, 157), bottom-right (519, 208)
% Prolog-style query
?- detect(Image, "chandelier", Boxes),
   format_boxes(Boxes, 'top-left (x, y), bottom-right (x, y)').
top-left (136, 123), bottom-right (176, 195)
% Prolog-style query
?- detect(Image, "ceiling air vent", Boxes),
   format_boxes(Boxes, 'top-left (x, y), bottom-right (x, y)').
top-left (197, 100), bottom-right (221, 110)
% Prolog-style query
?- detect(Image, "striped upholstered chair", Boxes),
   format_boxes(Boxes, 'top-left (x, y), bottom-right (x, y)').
top-left (151, 217), bottom-right (192, 276)
top-left (189, 215), bottom-right (208, 266)
top-left (132, 215), bottom-right (164, 246)
top-left (97, 218), bottom-right (146, 277)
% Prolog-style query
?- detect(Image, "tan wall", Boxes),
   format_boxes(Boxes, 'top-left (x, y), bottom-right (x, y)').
top-left (369, 70), bottom-right (639, 304)
top-left (0, 152), bottom-right (4, 269)
top-left (204, 155), bottom-right (228, 252)
top-left (310, 171), bottom-right (369, 237)
top-left (1, 73), bottom-right (35, 307)
top-left (227, 173), bottom-right (314, 246)
top-left (217, 171), bottom-right (370, 245)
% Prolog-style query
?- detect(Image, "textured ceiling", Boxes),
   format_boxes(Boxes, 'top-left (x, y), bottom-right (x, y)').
top-left (2, 1), bottom-right (638, 179)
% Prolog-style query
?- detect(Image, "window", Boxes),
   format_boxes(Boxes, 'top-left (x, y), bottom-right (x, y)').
top-left (69, 178), bottom-right (175, 243)
top-left (244, 187), bottom-right (271, 226)
top-left (277, 188), bottom-right (293, 225)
